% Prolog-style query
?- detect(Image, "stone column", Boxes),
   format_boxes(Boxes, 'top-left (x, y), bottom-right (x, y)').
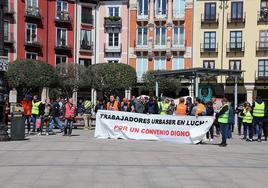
top-left (41, 87), bottom-right (49, 103)
top-left (91, 88), bottom-right (97, 106)
top-left (9, 88), bottom-right (17, 113)
top-left (245, 85), bottom-right (255, 104)
top-left (167, 0), bottom-right (172, 23)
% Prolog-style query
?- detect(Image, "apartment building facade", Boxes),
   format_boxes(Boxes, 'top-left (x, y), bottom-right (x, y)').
top-left (129, 0), bottom-right (193, 95)
top-left (96, 0), bottom-right (129, 64)
top-left (193, 0), bottom-right (268, 104)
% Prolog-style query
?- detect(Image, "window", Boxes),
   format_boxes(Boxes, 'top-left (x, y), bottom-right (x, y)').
top-left (204, 3), bottom-right (216, 20)
top-left (204, 32), bottom-right (216, 50)
top-left (82, 7), bottom-right (93, 24)
top-left (137, 0), bottom-right (148, 16)
top-left (56, 55), bottom-right (67, 75)
top-left (173, 0), bottom-right (185, 18)
top-left (81, 30), bottom-right (92, 48)
top-left (26, 52), bottom-right (37, 60)
top-left (26, 23), bottom-right (37, 43)
top-left (231, 1), bottom-right (243, 19)
top-left (173, 26), bottom-right (184, 46)
top-left (137, 27), bottom-right (148, 46)
top-left (79, 59), bottom-right (91, 67)
top-left (56, 0), bottom-right (68, 19)
top-left (108, 7), bottom-right (119, 17)
top-left (3, 49), bottom-right (9, 57)
top-left (230, 31), bottom-right (242, 49)
top-left (26, 0), bottom-right (38, 7)
top-left (57, 28), bottom-right (67, 46)
top-left (154, 57), bottom-right (166, 70)
top-left (155, 27), bottom-right (166, 46)
top-left (136, 57), bottom-right (148, 78)
top-left (203, 60), bottom-right (215, 69)
top-left (107, 60), bottom-right (119, 63)
top-left (108, 33), bottom-right (119, 47)
top-left (229, 60), bottom-right (241, 70)
top-left (258, 60), bottom-right (268, 78)
top-left (4, 21), bottom-right (8, 41)
top-left (172, 57), bottom-right (184, 70)
top-left (260, 31), bottom-right (268, 48)
top-left (155, 0), bottom-right (166, 17)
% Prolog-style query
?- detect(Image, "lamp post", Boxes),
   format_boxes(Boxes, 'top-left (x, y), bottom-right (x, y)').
top-left (0, 1), bottom-right (9, 141)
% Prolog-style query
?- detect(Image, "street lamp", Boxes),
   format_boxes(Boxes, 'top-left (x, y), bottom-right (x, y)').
top-left (0, 1), bottom-right (9, 141)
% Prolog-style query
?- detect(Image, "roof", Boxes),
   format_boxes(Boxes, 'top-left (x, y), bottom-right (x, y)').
top-left (153, 67), bottom-right (244, 79)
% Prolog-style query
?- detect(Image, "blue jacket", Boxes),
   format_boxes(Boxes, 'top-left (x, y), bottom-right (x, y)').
top-left (228, 106), bottom-right (235, 124)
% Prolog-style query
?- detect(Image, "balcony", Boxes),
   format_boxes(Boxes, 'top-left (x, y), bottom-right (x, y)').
top-left (105, 43), bottom-right (122, 53)
top-left (256, 41), bottom-right (268, 53)
top-left (104, 16), bottom-right (122, 32)
top-left (4, 6), bottom-right (15, 17)
top-left (227, 13), bottom-right (246, 24)
top-left (226, 42), bottom-right (245, 53)
top-left (255, 71), bottom-right (268, 83)
top-left (153, 43), bottom-right (167, 51)
top-left (24, 38), bottom-right (42, 50)
top-left (173, 11), bottom-right (185, 21)
top-left (4, 33), bottom-right (15, 46)
top-left (137, 13), bottom-right (149, 22)
top-left (80, 41), bottom-right (93, 52)
top-left (25, 6), bottom-right (42, 21)
top-left (55, 40), bottom-right (72, 54)
top-left (81, 15), bottom-right (94, 26)
top-left (134, 41), bottom-right (149, 52)
top-left (257, 11), bottom-right (268, 24)
top-left (55, 11), bottom-right (71, 24)
top-left (155, 13), bottom-right (167, 21)
top-left (200, 43), bottom-right (218, 54)
top-left (171, 41), bottom-right (185, 51)
top-left (201, 14), bottom-right (219, 25)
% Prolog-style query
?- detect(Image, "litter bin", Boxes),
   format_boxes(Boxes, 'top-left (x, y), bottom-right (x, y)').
top-left (11, 112), bottom-right (25, 140)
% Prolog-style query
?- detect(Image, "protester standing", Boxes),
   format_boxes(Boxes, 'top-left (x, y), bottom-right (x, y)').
top-left (107, 96), bottom-right (119, 111)
top-left (83, 98), bottom-right (93, 130)
top-left (144, 97), bottom-right (158, 114)
top-left (235, 103), bottom-right (244, 136)
top-left (119, 98), bottom-right (131, 112)
top-left (216, 98), bottom-right (230, 147)
top-left (64, 98), bottom-right (76, 136)
top-left (190, 98), bottom-right (206, 117)
top-left (241, 102), bottom-right (253, 142)
top-left (43, 99), bottom-right (51, 134)
top-left (263, 104), bottom-right (268, 141)
top-left (252, 96), bottom-right (265, 142)
top-left (160, 98), bottom-right (170, 115)
top-left (228, 103), bottom-right (235, 139)
top-left (167, 100), bottom-right (176, 115)
top-left (176, 97), bottom-right (187, 116)
top-left (31, 95), bottom-right (42, 133)
top-left (94, 99), bottom-right (105, 113)
top-left (186, 97), bottom-right (194, 115)
top-left (22, 97), bottom-right (32, 133)
top-left (206, 101), bottom-right (214, 142)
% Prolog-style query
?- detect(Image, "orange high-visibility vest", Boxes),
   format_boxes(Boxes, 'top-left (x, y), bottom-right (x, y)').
top-left (107, 101), bottom-right (119, 111)
top-left (196, 103), bottom-right (205, 116)
top-left (176, 103), bottom-right (186, 116)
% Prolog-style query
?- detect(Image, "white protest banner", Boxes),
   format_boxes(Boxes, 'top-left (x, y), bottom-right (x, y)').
top-left (94, 110), bottom-right (214, 144)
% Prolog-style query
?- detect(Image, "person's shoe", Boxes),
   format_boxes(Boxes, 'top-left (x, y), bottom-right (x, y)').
top-left (37, 132), bottom-right (41, 136)
top-left (46, 132), bottom-right (49, 136)
top-left (249, 139), bottom-right (253, 142)
top-left (258, 139), bottom-right (261, 142)
top-left (265, 137), bottom-right (267, 141)
top-left (242, 137), bottom-right (247, 140)
top-left (210, 139), bottom-right (213, 142)
top-left (219, 143), bottom-right (227, 147)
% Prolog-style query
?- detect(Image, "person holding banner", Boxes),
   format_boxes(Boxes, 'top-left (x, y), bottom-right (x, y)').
top-left (107, 96), bottom-right (119, 111)
top-left (216, 98), bottom-right (230, 147)
top-left (190, 98), bottom-right (206, 117)
top-left (176, 97), bottom-right (186, 116)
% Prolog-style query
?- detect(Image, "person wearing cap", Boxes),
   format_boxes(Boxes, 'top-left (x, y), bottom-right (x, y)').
top-left (216, 98), bottom-right (230, 147)
top-left (252, 96), bottom-right (265, 142)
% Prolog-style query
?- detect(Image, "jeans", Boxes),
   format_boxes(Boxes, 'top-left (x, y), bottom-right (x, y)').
top-left (206, 124), bottom-right (214, 139)
top-left (253, 117), bottom-right (263, 139)
top-left (24, 115), bottom-right (31, 132)
top-left (228, 124), bottom-right (233, 139)
top-left (244, 122), bottom-right (253, 139)
top-left (31, 115), bottom-right (39, 131)
top-left (220, 123), bottom-right (228, 145)
top-left (64, 119), bottom-right (73, 135)
top-left (49, 117), bottom-right (63, 132)
top-left (238, 117), bottom-right (243, 135)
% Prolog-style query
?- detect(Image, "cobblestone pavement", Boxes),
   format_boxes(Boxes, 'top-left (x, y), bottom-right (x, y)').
top-left (0, 130), bottom-right (267, 188)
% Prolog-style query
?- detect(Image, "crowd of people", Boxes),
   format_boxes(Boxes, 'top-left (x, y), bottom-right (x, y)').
top-left (16, 94), bottom-right (268, 145)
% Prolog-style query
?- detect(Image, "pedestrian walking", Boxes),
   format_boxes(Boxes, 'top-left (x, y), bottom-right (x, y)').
top-left (48, 97), bottom-right (63, 134)
top-left (216, 98), bottom-right (230, 147)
